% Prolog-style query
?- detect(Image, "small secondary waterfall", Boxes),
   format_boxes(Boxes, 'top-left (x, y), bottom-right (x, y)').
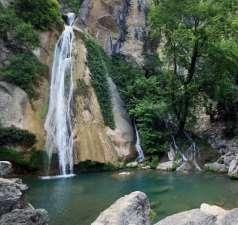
top-left (44, 13), bottom-right (75, 176)
top-left (135, 125), bottom-right (145, 162)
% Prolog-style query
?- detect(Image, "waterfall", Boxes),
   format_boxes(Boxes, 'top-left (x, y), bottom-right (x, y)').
top-left (44, 13), bottom-right (75, 176)
top-left (135, 125), bottom-right (144, 162)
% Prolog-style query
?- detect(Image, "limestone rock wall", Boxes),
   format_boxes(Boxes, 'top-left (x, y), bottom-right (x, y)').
top-left (78, 0), bottom-right (149, 64)
top-left (72, 31), bottom-right (119, 164)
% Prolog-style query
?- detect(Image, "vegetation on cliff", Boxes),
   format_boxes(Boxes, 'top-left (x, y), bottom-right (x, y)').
top-left (83, 36), bottom-right (115, 129)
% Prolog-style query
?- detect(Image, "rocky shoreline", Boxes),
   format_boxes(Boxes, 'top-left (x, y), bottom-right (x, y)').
top-left (0, 161), bottom-right (49, 225)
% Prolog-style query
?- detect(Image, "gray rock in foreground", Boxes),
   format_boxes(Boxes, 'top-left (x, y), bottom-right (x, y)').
top-left (0, 208), bottom-right (49, 225)
top-left (0, 161), bottom-right (12, 177)
top-left (0, 178), bottom-right (49, 225)
top-left (0, 178), bottom-right (28, 216)
top-left (154, 203), bottom-right (238, 225)
top-left (91, 191), bottom-right (150, 225)
top-left (154, 209), bottom-right (216, 225)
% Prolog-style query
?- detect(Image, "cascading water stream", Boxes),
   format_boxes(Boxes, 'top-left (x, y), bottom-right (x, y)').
top-left (135, 125), bottom-right (145, 162)
top-left (44, 13), bottom-right (75, 176)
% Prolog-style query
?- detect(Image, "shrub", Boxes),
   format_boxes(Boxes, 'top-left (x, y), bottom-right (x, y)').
top-left (14, 23), bottom-right (39, 49)
top-left (14, 0), bottom-right (62, 30)
top-left (83, 36), bottom-right (115, 128)
top-left (0, 53), bottom-right (47, 98)
top-left (0, 8), bottom-right (39, 49)
top-left (0, 127), bottom-right (36, 147)
top-left (0, 148), bottom-right (29, 167)
top-left (0, 148), bottom-right (48, 171)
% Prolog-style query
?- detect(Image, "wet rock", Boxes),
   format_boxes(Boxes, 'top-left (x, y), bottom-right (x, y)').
top-left (126, 161), bottom-right (138, 168)
top-left (0, 161), bottom-right (12, 177)
top-left (205, 162), bottom-right (228, 173)
top-left (0, 208), bottom-right (49, 225)
top-left (228, 156), bottom-right (238, 179)
top-left (92, 191), bottom-right (150, 225)
top-left (156, 161), bottom-right (175, 171)
top-left (176, 162), bottom-right (194, 174)
top-left (0, 178), bottom-right (28, 216)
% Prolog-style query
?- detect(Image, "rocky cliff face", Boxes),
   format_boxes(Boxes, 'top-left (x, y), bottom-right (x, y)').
top-left (78, 0), bottom-right (149, 65)
top-left (71, 31), bottom-right (119, 164)
top-left (0, 30), bottom-right (58, 150)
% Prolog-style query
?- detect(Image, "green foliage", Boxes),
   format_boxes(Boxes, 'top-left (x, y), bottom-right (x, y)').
top-left (0, 148), bottom-right (48, 171)
top-left (0, 53), bottom-right (47, 98)
top-left (0, 8), bottom-right (39, 50)
top-left (0, 127), bottom-right (36, 147)
top-left (110, 55), bottom-right (170, 155)
top-left (0, 148), bottom-right (30, 167)
top-left (75, 160), bottom-right (117, 173)
top-left (29, 149), bottom-right (49, 170)
top-left (14, 23), bottom-right (40, 49)
top-left (149, 0), bottom-right (238, 134)
top-left (83, 36), bottom-right (115, 128)
top-left (13, 0), bottom-right (62, 30)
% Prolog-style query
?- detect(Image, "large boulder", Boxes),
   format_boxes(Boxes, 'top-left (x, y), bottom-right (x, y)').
top-left (0, 178), bottom-right (28, 216)
top-left (92, 191), bottom-right (150, 225)
top-left (155, 209), bottom-right (216, 225)
top-left (0, 161), bottom-right (12, 177)
top-left (0, 208), bottom-right (49, 225)
top-left (155, 203), bottom-right (238, 225)
top-left (204, 162), bottom-right (228, 173)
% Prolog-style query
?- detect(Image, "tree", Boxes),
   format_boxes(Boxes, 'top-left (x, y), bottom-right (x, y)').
top-left (14, 0), bottom-right (62, 30)
top-left (149, 0), bottom-right (238, 134)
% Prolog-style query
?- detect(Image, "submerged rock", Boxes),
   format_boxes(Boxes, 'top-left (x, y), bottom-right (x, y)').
top-left (156, 161), bottom-right (175, 171)
top-left (0, 208), bottom-right (49, 225)
top-left (126, 161), bottom-right (139, 168)
top-left (92, 191), bottom-right (150, 225)
top-left (0, 161), bottom-right (12, 177)
top-left (204, 162), bottom-right (228, 173)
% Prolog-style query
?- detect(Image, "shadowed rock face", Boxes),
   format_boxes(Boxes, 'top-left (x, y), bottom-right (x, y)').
top-left (92, 191), bottom-right (150, 225)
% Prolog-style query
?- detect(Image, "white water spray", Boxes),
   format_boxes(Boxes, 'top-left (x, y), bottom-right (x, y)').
top-left (44, 13), bottom-right (75, 176)
top-left (135, 125), bottom-right (145, 162)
